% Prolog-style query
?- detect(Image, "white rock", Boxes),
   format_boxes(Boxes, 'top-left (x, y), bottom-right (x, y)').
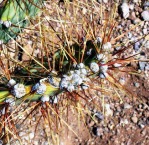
top-left (19, 132), bottom-right (26, 137)
top-left (145, 41), bottom-right (149, 48)
top-left (129, 4), bottom-right (134, 10)
top-left (141, 11), bottom-right (149, 21)
top-left (113, 63), bottom-right (121, 67)
top-left (121, 3), bottom-right (130, 19)
top-left (105, 104), bottom-right (113, 117)
top-left (90, 62), bottom-right (99, 73)
top-left (133, 0), bottom-right (138, 3)
top-left (119, 78), bottom-right (125, 85)
top-left (29, 132), bottom-right (34, 139)
top-left (103, 0), bottom-right (108, 3)
top-left (143, 28), bottom-right (148, 34)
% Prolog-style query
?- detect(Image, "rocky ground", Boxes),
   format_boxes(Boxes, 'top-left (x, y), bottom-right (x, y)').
top-left (0, 0), bottom-right (149, 145)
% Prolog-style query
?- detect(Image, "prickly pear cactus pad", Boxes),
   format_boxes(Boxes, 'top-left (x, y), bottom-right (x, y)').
top-left (0, 0), bottom-right (43, 44)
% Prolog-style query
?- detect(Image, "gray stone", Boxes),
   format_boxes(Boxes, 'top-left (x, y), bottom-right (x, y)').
top-left (94, 112), bottom-right (104, 120)
top-left (124, 103), bottom-right (132, 109)
top-left (143, 2), bottom-right (149, 7)
top-left (134, 82), bottom-right (140, 88)
top-left (139, 62), bottom-right (146, 70)
top-left (134, 42), bottom-right (140, 51)
top-left (92, 127), bottom-right (103, 136)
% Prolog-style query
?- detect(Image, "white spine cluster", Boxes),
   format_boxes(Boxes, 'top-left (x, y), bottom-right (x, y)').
top-left (102, 42), bottom-right (112, 51)
top-left (5, 98), bottom-right (15, 106)
top-left (96, 54), bottom-right (105, 61)
top-left (41, 95), bottom-right (50, 102)
top-left (33, 83), bottom-right (47, 94)
top-left (90, 62), bottom-right (99, 73)
top-left (60, 63), bottom-right (89, 92)
top-left (12, 84), bottom-right (26, 98)
top-left (99, 65), bottom-right (108, 79)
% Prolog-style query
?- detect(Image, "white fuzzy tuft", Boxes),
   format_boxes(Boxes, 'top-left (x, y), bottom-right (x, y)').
top-left (12, 84), bottom-right (26, 98)
top-left (67, 84), bottom-right (75, 92)
top-left (100, 65), bottom-right (108, 72)
top-left (90, 62), bottom-right (99, 73)
top-left (5, 98), bottom-right (15, 106)
top-left (41, 95), bottom-right (50, 102)
top-left (102, 42), bottom-right (112, 51)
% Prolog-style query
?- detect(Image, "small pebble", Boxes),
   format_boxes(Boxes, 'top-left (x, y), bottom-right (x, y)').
top-left (139, 62), bottom-right (146, 70)
top-left (120, 119), bottom-right (129, 126)
top-left (0, 140), bottom-right (3, 145)
top-left (143, 28), bottom-right (148, 35)
top-left (105, 104), bottom-right (113, 117)
top-left (131, 116), bottom-right (138, 123)
top-left (120, 2), bottom-right (130, 19)
top-left (141, 11), bottom-right (149, 21)
top-left (133, 0), bottom-right (138, 3)
top-left (29, 132), bottom-right (34, 139)
top-left (94, 112), bottom-right (104, 120)
top-left (134, 82), bottom-right (140, 88)
top-left (143, 2), bottom-right (149, 8)
top-left (144, 41), bottom-right (149, 48)
top-left (119, 78), bottom-right (125, 85)
top-left (124, 103), bottom-right (132, 109)
top-left (138, 120), bottom-right (145, 128)
top-left (103, 0), bottom-right (108, 3)
top-left (145, 64), bottom-right (149, 71)
top-left (134, 42), bottom-right (140, 51)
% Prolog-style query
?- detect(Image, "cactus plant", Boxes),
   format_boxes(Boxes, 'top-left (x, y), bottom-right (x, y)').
top-left (0, 0), bottom-right (43, 43)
